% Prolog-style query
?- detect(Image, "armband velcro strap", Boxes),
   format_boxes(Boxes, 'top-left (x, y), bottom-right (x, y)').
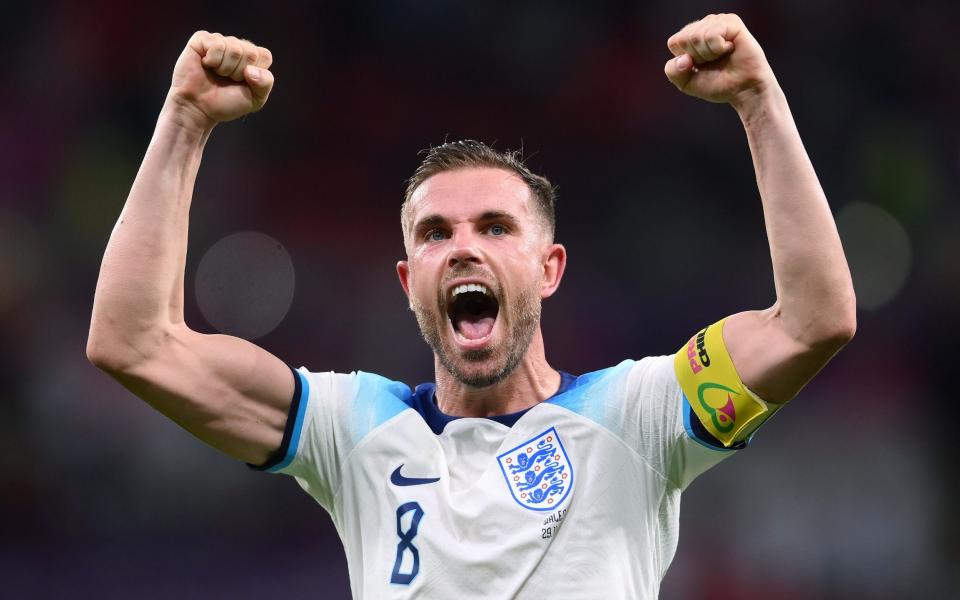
top-left (673, 318), bottom-right (778, 448)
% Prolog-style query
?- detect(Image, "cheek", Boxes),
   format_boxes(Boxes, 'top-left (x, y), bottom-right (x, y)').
top-left (503, 255), bottom-right (544, 293)
top-left (413, 243), bottom-right (448, 268)
top-left (514, 238), bottom-right (547, 273)
top-left (408, 259), bottom-right (440, 297)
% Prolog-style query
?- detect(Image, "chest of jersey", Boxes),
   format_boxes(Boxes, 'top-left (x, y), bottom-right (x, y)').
top-left (331, 403), bottom-right (668, 599)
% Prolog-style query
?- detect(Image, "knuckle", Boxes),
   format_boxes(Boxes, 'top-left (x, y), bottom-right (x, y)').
top-left (227, 46), bottom-right (243, 60)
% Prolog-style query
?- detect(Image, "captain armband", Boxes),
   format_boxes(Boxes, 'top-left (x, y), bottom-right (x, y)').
top-left (673, 318), bottom-right (781, 449)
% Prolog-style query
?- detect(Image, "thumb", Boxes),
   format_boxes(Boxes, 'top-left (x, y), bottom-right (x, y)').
top-left (664, 54), bottom-right (694, 91)
top-left (244, 65), bottom-right (275, 108)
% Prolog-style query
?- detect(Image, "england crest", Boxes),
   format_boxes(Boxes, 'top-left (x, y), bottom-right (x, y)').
top-left (497, 427), bottom-right (573, 511)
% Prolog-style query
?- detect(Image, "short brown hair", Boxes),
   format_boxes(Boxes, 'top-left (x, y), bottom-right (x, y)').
top-left (402, 140), bottom-right (557, 240)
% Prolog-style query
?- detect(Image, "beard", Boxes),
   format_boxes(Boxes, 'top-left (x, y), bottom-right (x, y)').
top-left (411, 284), bottom-right (541, 388)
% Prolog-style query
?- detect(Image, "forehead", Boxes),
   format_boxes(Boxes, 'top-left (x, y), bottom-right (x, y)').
top-left (407, 167), bottom-right (533, 225)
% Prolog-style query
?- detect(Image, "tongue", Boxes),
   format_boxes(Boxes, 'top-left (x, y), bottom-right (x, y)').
top-left (456, 316), bottom-right (495, 340)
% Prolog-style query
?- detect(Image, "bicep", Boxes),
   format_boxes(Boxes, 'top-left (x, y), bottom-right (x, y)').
top-left (108, 323), bottom-right (294, 465)
top-left (724, 305), bottom-right (846, 404)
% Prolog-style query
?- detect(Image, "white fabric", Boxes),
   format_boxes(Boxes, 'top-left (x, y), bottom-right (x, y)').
top-left (277, 356), bottom-right (736, 599)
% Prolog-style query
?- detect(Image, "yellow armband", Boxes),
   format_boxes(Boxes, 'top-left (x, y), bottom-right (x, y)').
top-left (673, 318), bottom-right (779, 448)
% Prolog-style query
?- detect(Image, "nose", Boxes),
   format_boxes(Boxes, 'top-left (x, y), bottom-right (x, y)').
top-left (447, 228), bottom-right (482, 268)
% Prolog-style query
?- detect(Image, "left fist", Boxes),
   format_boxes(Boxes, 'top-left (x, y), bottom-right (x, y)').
top-left (664, 14), bottom-right (776, 106)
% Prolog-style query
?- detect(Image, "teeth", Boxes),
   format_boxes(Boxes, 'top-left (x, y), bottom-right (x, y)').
top-left (452, 283), bottom-right (490, 298)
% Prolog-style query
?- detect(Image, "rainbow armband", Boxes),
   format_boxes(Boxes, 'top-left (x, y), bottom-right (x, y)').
top-left (673, 318), bottom-right (779, 448)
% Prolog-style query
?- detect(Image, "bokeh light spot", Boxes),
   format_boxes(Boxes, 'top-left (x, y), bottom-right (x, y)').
top-left (836, 202), bottom-right (912, 311)
top-left (194, 231), bottom-right (295, 339)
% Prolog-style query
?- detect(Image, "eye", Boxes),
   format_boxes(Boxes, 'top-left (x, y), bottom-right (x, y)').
top-left (487, 224), bottom-right (507, 236)
top-left (425, 229), bottom-right (447, 242)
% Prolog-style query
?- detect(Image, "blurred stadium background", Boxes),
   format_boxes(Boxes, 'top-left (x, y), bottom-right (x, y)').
top-left (1, 1), bottom-right (957, 598)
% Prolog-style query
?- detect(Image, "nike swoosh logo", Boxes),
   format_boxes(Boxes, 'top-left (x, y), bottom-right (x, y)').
top-left (390, 464), bottom-right (440, 487)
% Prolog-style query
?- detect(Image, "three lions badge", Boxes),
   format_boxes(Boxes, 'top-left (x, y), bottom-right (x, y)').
top-left (497, 427), bottom-right (573, 511)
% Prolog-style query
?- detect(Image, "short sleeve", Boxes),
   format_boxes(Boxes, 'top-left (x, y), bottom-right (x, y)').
top-left (253, 367), bottom-right (412, 512)
top-left (622, 356), bottom-right (740, 491)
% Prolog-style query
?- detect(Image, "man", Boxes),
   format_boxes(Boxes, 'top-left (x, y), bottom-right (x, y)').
top-left (87, 13), bottom-right (855, 599)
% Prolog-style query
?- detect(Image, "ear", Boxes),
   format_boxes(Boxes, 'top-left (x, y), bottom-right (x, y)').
top-left (396, 260), bottom-right (412, 299)
top-left (540, 243), bottom-right (567, 299)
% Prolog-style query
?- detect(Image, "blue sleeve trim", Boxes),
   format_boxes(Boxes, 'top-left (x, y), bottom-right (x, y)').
top-left (249, 366), bottom-right (311, 472)
top-left (682, 392), bottom-right (747, 452)
top-left (545, 362), bottom-right (629, 425)
top-left (352, 372), bottom-right (413, 442)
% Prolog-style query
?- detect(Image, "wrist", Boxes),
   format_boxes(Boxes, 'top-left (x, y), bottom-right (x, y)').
top-left (731, 81), bottom-right (789, 128)
top-left (161, 91), bottom-right (217, 139)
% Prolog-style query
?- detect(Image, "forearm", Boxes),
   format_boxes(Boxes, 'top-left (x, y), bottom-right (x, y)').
top-left (735, 86), bottom-right (856, 346)
top-left (88, 97), bottom-right (213, 368)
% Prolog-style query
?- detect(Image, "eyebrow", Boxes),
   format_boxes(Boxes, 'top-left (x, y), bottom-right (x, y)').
top-left (411, 210), bottom-right (521, 236)
top-left (411, 214), bottom-right (449, 236)
top-left (477, 210), bottom-right (518, 224)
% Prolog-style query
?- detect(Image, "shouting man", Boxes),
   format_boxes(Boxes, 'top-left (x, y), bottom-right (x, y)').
top-left (87, 13), bottom-right (855, 599)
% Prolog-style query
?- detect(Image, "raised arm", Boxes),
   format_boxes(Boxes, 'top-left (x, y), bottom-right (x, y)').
top-left (664, 14), bottom-right (856, 403)
top-left (86, 31), bottom-right (293, 465)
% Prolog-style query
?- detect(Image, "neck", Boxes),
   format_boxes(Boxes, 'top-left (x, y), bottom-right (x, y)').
top-left (433, 328), bottom-right (560, 417)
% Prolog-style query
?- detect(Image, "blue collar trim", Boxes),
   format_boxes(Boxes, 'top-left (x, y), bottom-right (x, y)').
top-left (410, 371), bottom-right (577, 435)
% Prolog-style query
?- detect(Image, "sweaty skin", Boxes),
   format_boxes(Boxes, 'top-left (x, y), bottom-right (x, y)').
top-left (87, 14), bottom-right (853, 473)
top-left (397, 168), bottom-right (567, 417)
top-left (87, 32), bottom-right (291, 465)
top-left (664, 13), bottom-right (855, 403)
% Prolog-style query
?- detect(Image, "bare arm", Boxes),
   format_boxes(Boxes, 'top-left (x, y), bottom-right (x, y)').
top-left (86, 32), bottom-right (292, 464)
top-left (664, 14), bottom-right (856, 403)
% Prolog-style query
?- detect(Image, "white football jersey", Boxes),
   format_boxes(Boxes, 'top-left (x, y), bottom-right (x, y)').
top-left (259, 356), bottom-right (739, 599)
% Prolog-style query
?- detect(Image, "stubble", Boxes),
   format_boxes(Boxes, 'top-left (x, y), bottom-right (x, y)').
top-left (411, 286), bottom-right (541, 388)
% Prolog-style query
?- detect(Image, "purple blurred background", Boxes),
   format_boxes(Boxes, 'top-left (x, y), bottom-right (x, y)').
top-left (1, 1), bottom-right (958, 598)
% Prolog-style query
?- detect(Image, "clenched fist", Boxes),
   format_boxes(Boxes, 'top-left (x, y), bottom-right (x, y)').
top-left (168, 31), bottom-right (275, 131)
top-left (664, 14), bottom-right (776, 108)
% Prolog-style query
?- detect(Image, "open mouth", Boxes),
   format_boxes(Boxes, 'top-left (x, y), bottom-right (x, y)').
top-left (447, 283), bottom-right (500, 342)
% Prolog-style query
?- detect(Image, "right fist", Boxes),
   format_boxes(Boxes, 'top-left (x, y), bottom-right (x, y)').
top-left (168, 31), bottom-right (274, 130)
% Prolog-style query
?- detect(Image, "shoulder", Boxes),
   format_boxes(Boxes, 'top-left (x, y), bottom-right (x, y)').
top-left (297, 368), bottom-right (412, 401)
top-left (547, 356), bottom-right (677, 422)
top-left (568, 356), bottom-right (677, 394)
top-left (296, 368), bottom-right (416, 436)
